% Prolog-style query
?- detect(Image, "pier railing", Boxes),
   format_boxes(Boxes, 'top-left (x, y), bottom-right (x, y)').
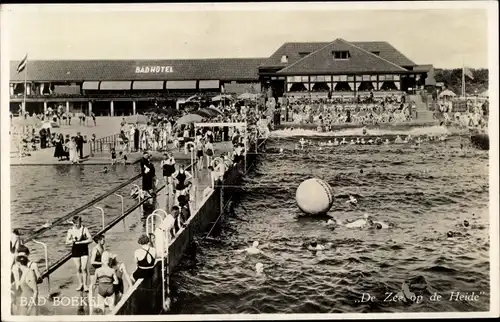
top-left (22, 160), bottom-right (197, 289)
top-left (89, 133), bottom-right (121, 155)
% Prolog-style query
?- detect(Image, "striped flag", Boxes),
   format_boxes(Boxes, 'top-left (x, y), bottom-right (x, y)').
top-left (17, 54), bottom-right (28, 73)
top-left (463, 67), bottom-right (474, 80)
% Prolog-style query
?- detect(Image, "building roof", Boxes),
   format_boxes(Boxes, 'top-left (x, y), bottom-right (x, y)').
top-left (276, 38), bottom-right (409, 75)
top-left (260, 40), bottom-right (416, 68)
top-left (413, 64), bottom-right (434, 72)
top-left (10, 58), bottom-right (267, 82)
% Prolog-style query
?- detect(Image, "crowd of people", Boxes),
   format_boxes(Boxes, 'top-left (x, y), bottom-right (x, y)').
top-left (434, 98), bottom-right (489, 130)
top-left (278, 94), bottom-right (414, 128)
top-left (10, 101), bottom-right (267, 315)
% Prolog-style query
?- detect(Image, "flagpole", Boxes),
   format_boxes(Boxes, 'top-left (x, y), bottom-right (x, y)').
top-left (462, 60), bottom-right (465, 98)
top-left (23, 55), bottom-right (28, 116)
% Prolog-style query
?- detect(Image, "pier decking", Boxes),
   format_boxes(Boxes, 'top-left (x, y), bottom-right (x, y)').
top-left (25, 166), bottom-right (214, 316)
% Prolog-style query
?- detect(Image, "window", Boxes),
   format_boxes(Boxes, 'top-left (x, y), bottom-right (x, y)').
top-left (332, 51), bottom-right (350, 60)
top-left (299, 52), bottom-right (311, 58)
top-left (371, 51), bottom-right (380, 56)
top-left (281, 55), bottom-right (288, 63)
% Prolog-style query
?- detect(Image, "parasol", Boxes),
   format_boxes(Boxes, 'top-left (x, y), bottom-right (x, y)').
top-left (176, 113), bottom-right (204, 125)
top-left (40, 122), bottom-right (52, 129)
top-left (438, 89), bottom-right (456, 98)
top-left (238, 93), bottom-right (260, 100)
top-left (206, 106), bottom-right (223, 115)
top-left (211, 94), bottom-right (233, 102)
top-left (125, 114), bottom-right (149, 124)
top-left (194, 109), bottom-right (214, 118)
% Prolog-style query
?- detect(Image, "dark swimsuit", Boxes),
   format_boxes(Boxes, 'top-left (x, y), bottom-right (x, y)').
top-left (133, 246), bottom-right (155, 280)
top-left (89, 247), bottom-right (102, 275)
top-left (162, 159), bottom-right (175, 177)
top-left (96, 272), bottom-right (115, 297)
top-left (71, 227), bottom-right (89, 258)
top-left (175, 171), bottom-right (187, 190)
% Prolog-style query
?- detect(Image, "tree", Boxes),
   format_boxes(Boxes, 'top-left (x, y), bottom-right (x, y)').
top-left (434, 68), bottom-right (488, 95)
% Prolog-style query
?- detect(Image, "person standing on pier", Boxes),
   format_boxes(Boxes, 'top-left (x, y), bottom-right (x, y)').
top-left (75, 132), bottom-right (86, 160)
top-left (132, 235), bottom-right (157, 283)
top-left (161, 153), bottom-right (176, 194)
top-left (65, 216), bottom-right (92, 292)
top-left (140, 152), bottom-right (155, 194)
top-left (172, 164), bottom-right (193, 202)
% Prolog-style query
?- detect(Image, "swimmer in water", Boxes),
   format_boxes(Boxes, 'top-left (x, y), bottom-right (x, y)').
top-left (255, 262), bottom-right (264, 276)
top-left (394, 135), bottom-right (403, 144)
top-left (279, 148), bottom-right (284, 154)
top-left (384, 138), bottom-right (390, 145)
top-left (346, 195), bottom-right (358, 206)
top-left (235, 241), bottom-right (268, 256)
top-left (299, 138), bottom-right (306, 149)
top-left (344, 214), bottom-right (373, 228)
top-left (368, 139), bottom-right (374, 145)
top-left (341, 138), bottom-right (347, 145)
top-left (333, 138), bottom-right (339, 146)
top-left (350, 139), bottom-right (355, 145)
top-left (327, 140), bottom-right (333, 146)
top-left (356, 137), bottom-right (361, 145)
top-left (360, 138), bottom-right (366, 145)
top-left (306, 241), bottom-right (334, 251)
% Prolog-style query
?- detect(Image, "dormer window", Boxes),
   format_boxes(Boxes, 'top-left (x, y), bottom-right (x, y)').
top-left (281, 55), bottom-right (288, 63)
top-left (298, 52), bottom-right (311, 58)
top-left (332, 51), bottom-right (350, 60)
top-left (371, 51), bottom-right (380, 56)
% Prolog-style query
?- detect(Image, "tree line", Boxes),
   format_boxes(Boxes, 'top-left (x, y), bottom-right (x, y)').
top-left (434, 68), bottom-right (488, 95)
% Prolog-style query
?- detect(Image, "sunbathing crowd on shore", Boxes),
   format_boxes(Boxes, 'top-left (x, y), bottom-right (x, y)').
top-left (282, 94), bottom-right (414, 127)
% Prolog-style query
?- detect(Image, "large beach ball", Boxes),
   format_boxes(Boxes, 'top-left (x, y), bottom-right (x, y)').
top-left (295, 178), bottom-right (334, 215)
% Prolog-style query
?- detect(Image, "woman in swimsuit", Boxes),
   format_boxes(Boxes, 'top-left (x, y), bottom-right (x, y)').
top-left (109, 254), bottom-right (132, 304)
top-left (65, 216), bottom-right (92, 292)
top-left (11, 228), bottom-right (22, 266)
top-left (205, 140), bottom-right (214, 170)
top-left (172, 164), bottom-right (193, 203)
top-left (90, 235), bottom-right (105, 285)
top-left (195, 139), bottom-right (204, 170)
top-left (161, 153), bottom-right (176, 194)
top-left (94, 251), bottom-right (118, 313)
top-left (132, 235), bottom-right (157, 283)
top-left (14, 253), bottom-right (38, 315)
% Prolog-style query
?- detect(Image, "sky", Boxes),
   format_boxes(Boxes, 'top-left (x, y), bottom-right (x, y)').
top-left (1, 2), bottom-right (494, 69)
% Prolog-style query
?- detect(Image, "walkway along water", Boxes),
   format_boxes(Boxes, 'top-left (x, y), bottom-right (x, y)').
top-left (12, 150), bottom-right (225, 315)
top-left (112, 138), bottom-right (267, 315)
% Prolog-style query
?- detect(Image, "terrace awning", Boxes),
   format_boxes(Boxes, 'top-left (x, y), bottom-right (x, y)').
top-left (100, 81), bottom-right (132, 90)
top-left (198, 80), bottom-right (220, 89)
top-left (82, 81), bottom-right (100, 90)
top-left (132, 81), bottom-right (164, 90)
top-left (166, 80), bottom-right (196, 90)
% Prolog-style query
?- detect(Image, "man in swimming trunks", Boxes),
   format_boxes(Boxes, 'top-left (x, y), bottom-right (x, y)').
top-left (65, 216), bottom-right (92, 292)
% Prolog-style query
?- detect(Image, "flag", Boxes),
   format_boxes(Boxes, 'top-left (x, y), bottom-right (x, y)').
top-left (463, 67), bottom-right (474, 80)
top-left (17, 54), bottom-right (28, 73)
top-left (221, 85), bottom-right (225, 93)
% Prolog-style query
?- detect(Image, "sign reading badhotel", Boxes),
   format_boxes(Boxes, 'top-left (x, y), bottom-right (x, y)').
top-left (135, 66), bottom-right (174, 73)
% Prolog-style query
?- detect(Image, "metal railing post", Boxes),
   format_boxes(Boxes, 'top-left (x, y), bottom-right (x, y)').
top-left (94, 206), bottom-right (105, 230)
top-left (32, 239), bottom-right (50, 294)
top-left (147, 209), bottom-right (170, 312)
top-left (114, 193), bottom-right (125, 229)
top-left (185, 142), bottom-right (196, 179)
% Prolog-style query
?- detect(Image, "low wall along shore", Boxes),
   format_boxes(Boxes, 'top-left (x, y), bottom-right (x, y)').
top-left (113, 142), bottom-right (263, 315)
